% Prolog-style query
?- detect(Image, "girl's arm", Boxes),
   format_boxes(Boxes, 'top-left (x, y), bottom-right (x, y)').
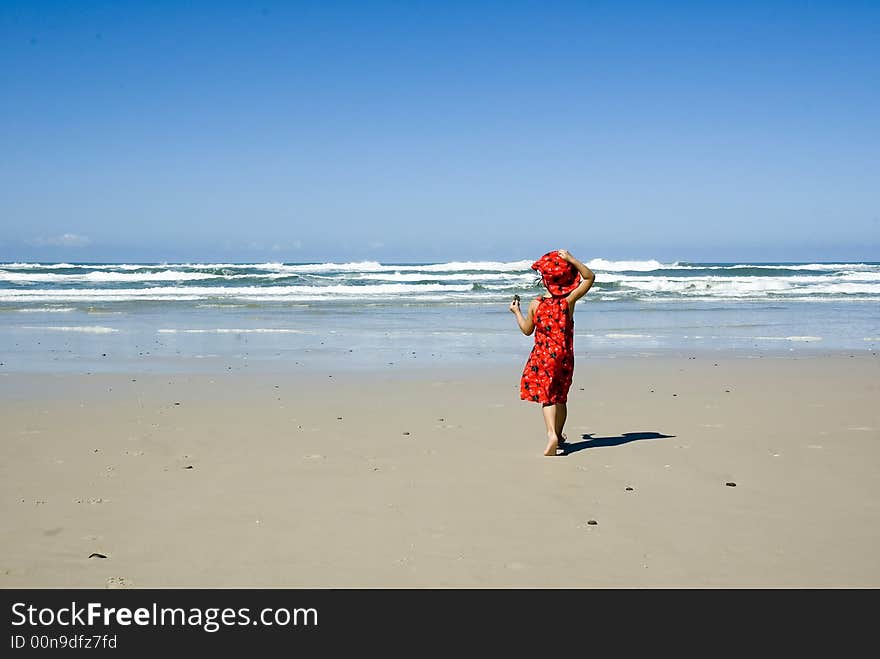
top-left (509, 297), bottom-right (538, 335)
top-left (558, 250), bottom-right (596, 309)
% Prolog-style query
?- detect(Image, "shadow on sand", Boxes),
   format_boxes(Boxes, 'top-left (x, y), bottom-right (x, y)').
top-left (561, 431), bottom-right (675, 455)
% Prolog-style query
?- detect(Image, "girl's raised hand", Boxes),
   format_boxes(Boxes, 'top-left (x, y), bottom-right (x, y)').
top-left (557, 249), bottom-right (571, 262)
top-left (509, 298), bottom-right (520, 313)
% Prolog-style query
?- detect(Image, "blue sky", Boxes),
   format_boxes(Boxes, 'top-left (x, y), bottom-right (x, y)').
top-left (1, 0), bottom-right (877, 263)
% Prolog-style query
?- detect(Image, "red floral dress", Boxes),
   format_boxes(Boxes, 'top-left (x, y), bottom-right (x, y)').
top-left (520, 295), bottom-right (575, 404)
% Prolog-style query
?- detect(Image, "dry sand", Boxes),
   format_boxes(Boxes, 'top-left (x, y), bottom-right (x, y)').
top-left (1, 353), bottom-right (878, 587)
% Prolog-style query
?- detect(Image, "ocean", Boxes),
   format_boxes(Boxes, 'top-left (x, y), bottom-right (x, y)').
top-left (1, 259), bottom-right (878, 374)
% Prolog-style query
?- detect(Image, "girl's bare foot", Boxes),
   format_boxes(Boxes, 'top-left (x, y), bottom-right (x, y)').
top-left (544, 432), bottom-right (560, 456)
top-left (557, 432), bottom-right (568, 454)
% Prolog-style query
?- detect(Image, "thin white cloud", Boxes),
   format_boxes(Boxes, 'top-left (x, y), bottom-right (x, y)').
top-left (368, 240), bottom-right (384, 249)
top-left (30, 233), bottom-right (91, 247)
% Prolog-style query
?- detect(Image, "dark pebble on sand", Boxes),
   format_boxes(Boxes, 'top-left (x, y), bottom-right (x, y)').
top-left (650, 389), bottom-right (654, 393)
top-left (402, 431), bottom-right (410, 436)
top-left (725, 482), bottom-right (736, 487)
top-left (88, 553), bottom-right (107, 559)
top-left (102, 353), bottom-right (107, 357)
top-left (587, 520), bottom-right (598, 525)
top-left (673, 393), bottom-right (677, 396)
top-left (337, 416), bottom-right (343, 420)
top-left (725, 389), bottom-right (730, 393)
top-left (174, 402), bottom-right (180, 405)
top-left (625, 487), bottom-right (633, 491)
top-left (184, 465), bottom-right (193, 470)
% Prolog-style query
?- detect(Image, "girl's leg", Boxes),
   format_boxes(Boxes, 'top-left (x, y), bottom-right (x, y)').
top-left (541, 403), bottom-right (560, 456)
top-left (555, 403), bottom-right (567, 442)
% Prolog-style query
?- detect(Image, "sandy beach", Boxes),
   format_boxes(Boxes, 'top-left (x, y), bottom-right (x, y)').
top-left (1, 351), bottom-right (878, 588)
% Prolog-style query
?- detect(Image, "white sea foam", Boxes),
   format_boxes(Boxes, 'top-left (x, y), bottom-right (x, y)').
top-left (0, 262), bottom-right (79, 269)
top-left (2, 260), bottom-right (877, 304)
top-left (269, 260), bottom-right (534, 273)
top-left (672, 263), bottom-right (880, 272)
top-left (0, 270), bottom-right (219, 282)
top-left (411, 260), bottom-right (534, 272)
top-left (0, 283), bottom-right (476, 301)
top-left (751, 263), bottom-right (878, 271)
top-left (828, 271), bottom-right (880, 280)
top-left (157, 328), bottom-right (307, 334)
top-left (0, 262), bottom-right (257, 270)
top-left (18, 325), bottom-right (118, 333)
top-left (359, 272), bottom-right (532, 282)
top-left (753, 336), bottom-right (823, 342)
top-left (610, 276), bottom-right (795, 295)
top-left (17, 307), bottom-right (76, 312)
top-left (587, 258), bottom-right (670, 271)
top-left (604, 333), bottom-right (653, 339)
top-left (194, 303), bottom-right (246, 308)
top-left (603, 274), bottom-right (880, 296)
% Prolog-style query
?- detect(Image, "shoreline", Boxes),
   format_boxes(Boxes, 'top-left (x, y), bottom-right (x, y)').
top-left (1, 344), bottom-right (876, 378)
top-left (1, 353), bottom-right (878, 587)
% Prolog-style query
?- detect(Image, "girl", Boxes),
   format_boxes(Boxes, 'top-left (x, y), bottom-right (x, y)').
top-left (509, 249), bottom-right (595, 456)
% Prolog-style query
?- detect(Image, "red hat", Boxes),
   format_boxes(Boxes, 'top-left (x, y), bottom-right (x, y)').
top-left (532, 251), bottom-right (581, 297)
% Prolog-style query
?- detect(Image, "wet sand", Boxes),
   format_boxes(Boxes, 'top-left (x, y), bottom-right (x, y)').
top-left (1, 353), bottom-right (878, 587)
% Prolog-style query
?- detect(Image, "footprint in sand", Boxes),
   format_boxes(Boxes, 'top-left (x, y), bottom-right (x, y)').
top-left (106, 576), bottom-right (133, 589)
